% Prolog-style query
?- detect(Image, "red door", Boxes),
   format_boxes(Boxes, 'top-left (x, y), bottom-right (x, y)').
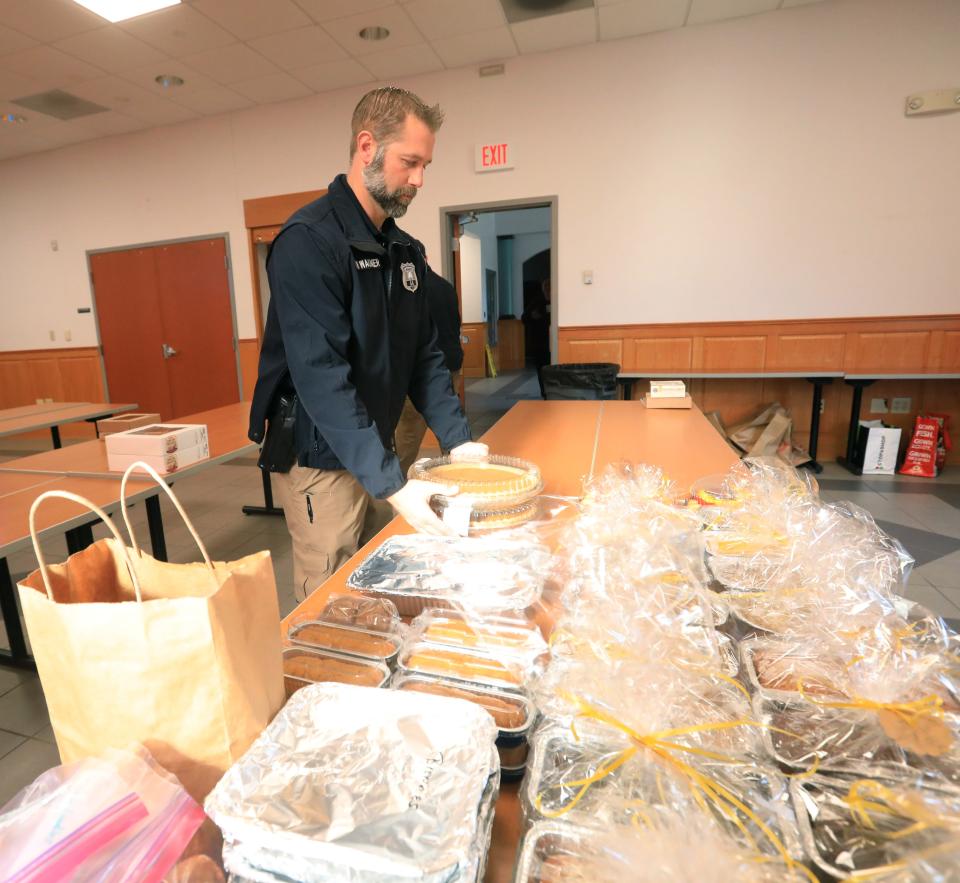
top-left (91, 237), bottom-right (239, 420)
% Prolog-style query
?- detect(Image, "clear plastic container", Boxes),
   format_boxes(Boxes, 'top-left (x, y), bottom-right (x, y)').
top-left (397, 639), bottom-right (530, 690)
top-left (409, 609), bottom-right (548, 663)
top-left (282, 647), bottom-right (389, 697)
top-left (316, 593), bottom-right (400, 634)
top-left (287, 619), bottom-right (401, 667)
top-left (409, 454), bottom-right (543, 511)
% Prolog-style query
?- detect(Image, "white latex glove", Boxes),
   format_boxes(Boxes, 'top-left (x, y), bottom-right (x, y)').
top-left (450, 441), bottom-right (489, 462)
top-left (387, 479), bottom-right (460, 536)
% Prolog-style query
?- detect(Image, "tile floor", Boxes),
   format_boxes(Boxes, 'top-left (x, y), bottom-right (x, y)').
top-left (1, 372), bottom-right (958, 806)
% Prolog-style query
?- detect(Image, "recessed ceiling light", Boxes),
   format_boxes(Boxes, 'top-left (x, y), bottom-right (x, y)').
top-left (359, 26), bottom-right (390, 41)
top-left (1, 113), bottom-right (27, 124)
top-left (155, 74), bottom-right (185, 88)
top-left (71, 0), bottom-right (180, 24)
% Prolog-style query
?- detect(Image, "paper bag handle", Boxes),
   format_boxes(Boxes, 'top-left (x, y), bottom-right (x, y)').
top-left (29, 491), bottom-right (144, 603)
top-left (119, 461), bottom-right (213, 571)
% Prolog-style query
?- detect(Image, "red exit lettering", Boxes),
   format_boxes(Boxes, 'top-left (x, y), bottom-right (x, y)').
top-left (482, 143), bottom-right (508, 167)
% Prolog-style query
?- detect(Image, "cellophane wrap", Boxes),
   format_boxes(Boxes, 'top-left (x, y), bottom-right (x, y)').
top-left (204, 683), bottom-right (499, 883)
top-left (345, 534), bottom-right (550, 614)
top-left (792, 771), bottom-right (960, 880)
top-left (407, 608), bottom-right (549, 665)
top-left (515, 812), bottom-right (811, 882)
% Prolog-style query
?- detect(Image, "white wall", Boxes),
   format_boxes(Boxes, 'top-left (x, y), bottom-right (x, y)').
top-left (1, 0), bottom-right (957, 352)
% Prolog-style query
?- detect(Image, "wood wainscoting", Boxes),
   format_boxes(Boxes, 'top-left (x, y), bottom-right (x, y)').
top-left (0, 347), bottom-right (105, 441)
top-left (239, 338), bottom-right (259, 401)
top-left (559, 315), bottom-right (960, 463)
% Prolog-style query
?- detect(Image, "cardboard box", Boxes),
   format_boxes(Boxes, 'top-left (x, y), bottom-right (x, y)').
top-left (649, 380), bottom-right (687, 399)
top-left (96, 412), bottom-right (162, 436)
top-left (106, 442), bottom-right (209, 475)
top-left (104, 423), bottom-right (209, 457)
top-left (641, 395), bottom-right (693, 409)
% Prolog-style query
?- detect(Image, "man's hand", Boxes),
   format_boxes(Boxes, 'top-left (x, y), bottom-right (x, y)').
top-left (450, 441), bottom-right (489, 462)
top-left (387, 479), bottom-right (460, 536)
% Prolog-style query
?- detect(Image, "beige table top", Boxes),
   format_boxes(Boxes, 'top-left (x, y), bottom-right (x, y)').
top-left (0, 472), bottom-right (62, 499)
top-left (276, 398), bottom-right (739, 883)
top-left (0, 475), bottom-right (156, 558)
top-left (0, 401), bottom-right (256, 478)
top-left (0, 402), bottom-right (137, 439)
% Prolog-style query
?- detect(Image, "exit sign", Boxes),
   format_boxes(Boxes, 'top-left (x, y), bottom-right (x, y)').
top-left (475, 141), bottom-right (513, 173)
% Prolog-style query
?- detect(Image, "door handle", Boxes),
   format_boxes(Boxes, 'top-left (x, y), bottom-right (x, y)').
top-left (162, 343), bottom-right (178, 359)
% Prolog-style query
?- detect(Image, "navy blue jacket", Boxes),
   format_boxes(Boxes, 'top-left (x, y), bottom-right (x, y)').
top-left (248, 175), bottom-right (471, 499)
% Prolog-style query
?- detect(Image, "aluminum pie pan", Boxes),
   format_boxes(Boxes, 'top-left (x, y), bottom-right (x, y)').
top-left (287, 619), bottom-right (402, 668)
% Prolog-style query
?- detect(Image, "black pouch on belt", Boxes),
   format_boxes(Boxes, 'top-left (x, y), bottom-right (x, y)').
top-left (258, 391), bottom-right (298, 473)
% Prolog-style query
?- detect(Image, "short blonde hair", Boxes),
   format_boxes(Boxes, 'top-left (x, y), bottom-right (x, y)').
top-left (350, 87), bottom-right (444, 158)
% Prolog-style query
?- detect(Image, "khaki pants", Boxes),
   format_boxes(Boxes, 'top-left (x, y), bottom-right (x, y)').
top-left (395, 370), bottom-right (462, 478)
top-left (275, 466), bottom-right (394, 602)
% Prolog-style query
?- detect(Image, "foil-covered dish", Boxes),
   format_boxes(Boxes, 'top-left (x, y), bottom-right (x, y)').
top-left (346, 534), bottom-right (551, 616)
top-left (205, 683), bottom-right (500, 883)
top-left (792, 771), bottom-right (960, 879)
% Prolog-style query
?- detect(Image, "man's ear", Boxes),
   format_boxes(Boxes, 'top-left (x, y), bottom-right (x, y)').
top-left (355, 130), bottom-right (376, 166)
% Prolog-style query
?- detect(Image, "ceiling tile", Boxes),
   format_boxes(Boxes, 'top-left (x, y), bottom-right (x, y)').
top-left (0, 68), bottom-right (43, 101)
top-left (0, 23), bottom-right (37, 56)
top-left (230, 71), bottom-right (313, 103)
top-left (247, 25), bottom-right (347, 71)
top-left (781, 0), bottom-right (827, 6)
top-left (598, 0), bottom-right (689, 40)
top-left (403, 0), bottom-right (505, 41)
top-left (33, 118), bottom-right (100, 148)
top-left (511, 8), bottom-right (597, 54)
top-left (118, 3), bottom-right (237, 58)
top-left (0, 98), bottom-right (63, 130)
top-left (169, 84), bottom-right (254, 114)
top-left (78, 109), bottom-right (148, 135)
top-left (122, 96), bottom-right (200, 125)
top-left (687, 0), bottom-right (780, 26)
top-left (179, 43), bottom-right (280, 85)
top-left (431, 27), bottom-right (517, 68)
top-left (52, 26), bottom-right (167, 74)
top-left (500, 0), bottom-right (593, 24)
top-left (0, 45), bottom-right (106, 89)
top-left (295, 0), bottom-right (397, 24)
top-left (0, 0), bottom-right (103, 43)
top-left (360, 43), bottom-right (443, 79)
top-left (67, 72), bottom-right (199, 124)
top-left (120, 58), bottom-right (221, 97)
top-left (192, 0), bottom-right (312, 41)
top-left (294, 58), bottom-right (374, 92)
top-left (321, 5), bottom-right (426, 58)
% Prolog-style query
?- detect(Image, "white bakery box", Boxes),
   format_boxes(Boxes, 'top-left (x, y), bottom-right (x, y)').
top-left (105, 423), bottom-right (209, 474)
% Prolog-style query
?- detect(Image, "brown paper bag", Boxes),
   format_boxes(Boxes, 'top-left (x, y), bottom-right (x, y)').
top-left (18, 462), bottom-right (285, 803)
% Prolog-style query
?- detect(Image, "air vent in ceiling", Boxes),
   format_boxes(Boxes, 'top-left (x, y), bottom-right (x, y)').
top-left (499, 0), bottom-right (594, 25)
top-left (12, 89), bottom-right (109, 121)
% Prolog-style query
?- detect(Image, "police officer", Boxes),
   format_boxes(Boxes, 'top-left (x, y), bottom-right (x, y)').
top-left (249, 87), bottom-right (485, 602)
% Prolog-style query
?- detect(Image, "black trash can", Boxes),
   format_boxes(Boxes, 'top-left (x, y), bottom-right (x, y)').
top-left (539, 363), bottom-right (620, 401)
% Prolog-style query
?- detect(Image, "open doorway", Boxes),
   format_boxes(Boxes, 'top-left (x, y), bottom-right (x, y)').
top-left (439, 197), bottom-right (557, 425)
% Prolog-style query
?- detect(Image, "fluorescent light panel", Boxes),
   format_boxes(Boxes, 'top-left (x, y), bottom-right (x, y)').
top-left (72, 0), bottom-right (180, 23)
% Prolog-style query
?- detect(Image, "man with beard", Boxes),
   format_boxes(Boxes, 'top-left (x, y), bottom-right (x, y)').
top-left (249, 87), bottom-right (485, 602)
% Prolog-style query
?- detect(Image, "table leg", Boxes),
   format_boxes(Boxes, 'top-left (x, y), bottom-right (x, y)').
top-left (0, 556), bottom-right (35, 671)
top-left (616, 378), bottom-right (636, 401)
top-left (837, 379), bottom-right (875, 475)
top-left (65, 522), bottom-right (95, 555)
top-left (145, 494), bottom-right (167, 561)
top-left (50, 425), bottom-right (62, 448)
top-left (801, 378), bottom-right (832, 474)
top-left (242, 469), bottom-right (285, 517)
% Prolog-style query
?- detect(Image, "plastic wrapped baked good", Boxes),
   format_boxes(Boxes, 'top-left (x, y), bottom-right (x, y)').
top-left (409, 454), bottom-right (542, 511)
top-left (346, 534), bottom-right (550, 616)
top-left (316, 592), bottom-right (400, 633)
top-left (398, 639), bottom-right (533, 690)
top-left (282, 647), bottom-right (389, 696)
top-left (792, 771), bottom-right (960, 880)
top-left (205, 683), bottom-right (499, 883)
top-left (409, 609), bottom-right (548, 663)
top-left (287, 620), bottom-right (401, 666)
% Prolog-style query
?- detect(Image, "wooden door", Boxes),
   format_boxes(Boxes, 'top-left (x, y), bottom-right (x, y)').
top-left (91, 237), bottom-right (238, 420)
top-left (155, 238), bottom-right (238, 416)
top-left (91, 247), bottom-right (173, 417)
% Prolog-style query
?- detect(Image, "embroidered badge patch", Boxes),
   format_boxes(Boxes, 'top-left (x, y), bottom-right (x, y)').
top-left (401, 262), bottom-right (418, 293)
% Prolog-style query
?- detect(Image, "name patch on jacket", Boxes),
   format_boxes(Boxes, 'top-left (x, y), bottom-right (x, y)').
top-left (401, 262), bottom-right (419, 292)
top-left (355, 257), bottom-right (380, 270)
